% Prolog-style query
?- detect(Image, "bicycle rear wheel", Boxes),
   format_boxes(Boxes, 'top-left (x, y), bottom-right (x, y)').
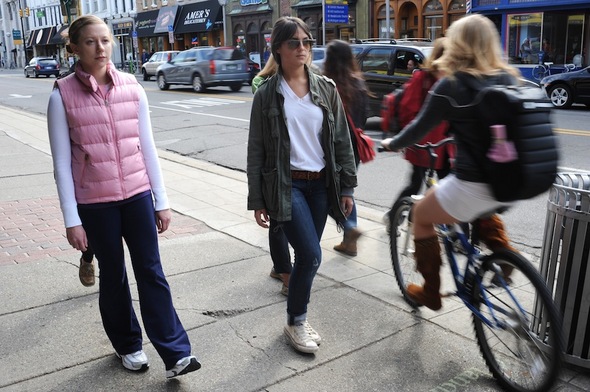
top-left (469, 250), bottom-right (563, 392)
top-left (389, 197), bottom-right (421, 307)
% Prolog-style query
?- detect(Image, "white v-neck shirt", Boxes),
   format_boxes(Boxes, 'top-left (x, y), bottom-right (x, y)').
top-left (280, 78), bottom-right (325, 171)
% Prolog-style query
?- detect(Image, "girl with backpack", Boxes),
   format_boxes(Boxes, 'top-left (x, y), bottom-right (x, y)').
top-left (380, 14), bottom-right (523, 311)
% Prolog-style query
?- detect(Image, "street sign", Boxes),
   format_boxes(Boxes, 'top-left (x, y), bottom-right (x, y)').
top-left (325, 1), bottom-right (348, 24)
top-left (168, 24), bottom-right (174, 44)
top-left (12, 29), bottom-right (22, 45)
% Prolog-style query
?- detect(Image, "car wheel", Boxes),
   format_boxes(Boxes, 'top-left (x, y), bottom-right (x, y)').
top-left (34, 72), bottom-right (39, 78)
top-left (230, 83), bottom-right (242, 92)
top-left (142, 69), bottom-right (150, 81)
top-left (157, 74), bottom-right (169, 90)
top-left (548, 84), bottom-right (573, 108)
top-left (25, 70), bottom-right (29, 78)
top-left (192, 75), bottom-right (206, 93)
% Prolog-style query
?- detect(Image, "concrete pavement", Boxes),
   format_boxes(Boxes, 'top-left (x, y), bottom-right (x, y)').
top-left (0, 104), bottom-right (588, 391)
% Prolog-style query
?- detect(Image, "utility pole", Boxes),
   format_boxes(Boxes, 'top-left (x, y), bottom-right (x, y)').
top-left (17, 0), bottom-right (26, 67)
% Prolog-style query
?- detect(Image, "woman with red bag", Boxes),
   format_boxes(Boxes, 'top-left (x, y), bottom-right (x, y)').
top-left (323, 40), bottom-right (371, 257)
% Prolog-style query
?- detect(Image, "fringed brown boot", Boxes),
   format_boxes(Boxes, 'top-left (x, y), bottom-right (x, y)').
top-left (475, 214), bottom-right (515, 282)
top-left (333, 228), bottom-right (362, 256)
top-left (407, 236), bottom-right (443, 310)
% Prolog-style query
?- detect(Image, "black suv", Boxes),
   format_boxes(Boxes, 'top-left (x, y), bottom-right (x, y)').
top-left (351, 39), bottom-right (434, 117)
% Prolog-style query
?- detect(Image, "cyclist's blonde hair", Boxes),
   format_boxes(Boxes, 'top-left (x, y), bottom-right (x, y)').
top-left (434, 14), bottom-right (520, 80)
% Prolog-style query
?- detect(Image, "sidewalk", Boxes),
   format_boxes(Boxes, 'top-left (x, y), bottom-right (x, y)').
top-left (0, 105), bottom-right (587, 392)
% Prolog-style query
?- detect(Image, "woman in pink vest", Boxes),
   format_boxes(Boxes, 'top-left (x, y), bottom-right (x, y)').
top-left (47, 15), bottom-right (200, 378)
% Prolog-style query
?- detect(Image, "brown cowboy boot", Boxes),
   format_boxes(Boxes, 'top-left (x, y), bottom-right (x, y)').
top-left (333, 228), bottom-right (362, 257)
top-left (406, 236), bottom-right (443, 310)
top-left (475, 214), bottom-right (515, 281)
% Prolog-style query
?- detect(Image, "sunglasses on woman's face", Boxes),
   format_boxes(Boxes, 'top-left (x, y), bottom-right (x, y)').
top-left (285, 38), bottom-right (315, 50)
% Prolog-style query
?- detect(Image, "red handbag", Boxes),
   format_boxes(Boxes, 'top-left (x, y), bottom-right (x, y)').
top-left (347, 113), bottom-right (375, 163)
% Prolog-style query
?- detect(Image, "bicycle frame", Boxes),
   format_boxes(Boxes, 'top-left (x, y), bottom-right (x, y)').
top-left (438, 222), bottom-right (528, 330)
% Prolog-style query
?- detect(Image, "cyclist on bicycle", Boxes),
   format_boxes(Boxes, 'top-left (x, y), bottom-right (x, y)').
top-left (381, 14), bottom-right (520, 311)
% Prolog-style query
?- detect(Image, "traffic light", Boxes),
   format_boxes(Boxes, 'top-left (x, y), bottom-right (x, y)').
top-left (18, 8), bottom-right (23, 18)
top-left (25, 7), bottom-right (30, 17)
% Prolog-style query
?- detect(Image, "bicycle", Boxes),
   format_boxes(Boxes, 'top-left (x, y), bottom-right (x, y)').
top-left (532, 62), bottom-right (576, 81)
top-left (387, 137), bottom-right (563, 392)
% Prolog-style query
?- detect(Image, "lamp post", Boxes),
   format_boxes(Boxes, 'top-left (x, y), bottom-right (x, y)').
top-left (130, 9), bottom-right (138, 74)
top-left (218, 0), bottom-right (227, 46)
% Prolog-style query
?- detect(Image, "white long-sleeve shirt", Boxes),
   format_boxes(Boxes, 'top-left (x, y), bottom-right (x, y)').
top-left (47, 86), bottom-right (169, 228)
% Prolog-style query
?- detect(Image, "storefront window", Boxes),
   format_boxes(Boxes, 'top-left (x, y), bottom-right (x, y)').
top-left (377, 5), bottom-right (394, 38)
top-left (423, 16), bottom-right (442, 41)
top-left (423, 1), bottom-right (443, 40)
top-left (508, 12), bottom-right (585, 66)
top-left (507, 13), bottom-right (542, 64)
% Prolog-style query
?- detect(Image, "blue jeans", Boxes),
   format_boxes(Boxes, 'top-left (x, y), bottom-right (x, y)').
top-left (279, 178), bottom-right (329, 325)
top-left (78, 193), bottom-right (191, 369)
top-left (269, 219), bottom-right (292, 274)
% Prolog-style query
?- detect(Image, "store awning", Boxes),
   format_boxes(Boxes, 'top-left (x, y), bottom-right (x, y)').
top-left (136, 9), bottom-right (159, 37)
top-left (26, 29), bottom-right (40, 48)
top-left (29, 27), bottom-right (55, 46)
top-left (153, 5), bottom-right (180, 34)
top-left (175, 0), bottom-right (223, 34)
top-left (49, 24), bottom-right (68, 45)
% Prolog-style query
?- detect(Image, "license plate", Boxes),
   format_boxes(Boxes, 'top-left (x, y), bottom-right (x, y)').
top-left (226, 64), bottom-right (237, 70)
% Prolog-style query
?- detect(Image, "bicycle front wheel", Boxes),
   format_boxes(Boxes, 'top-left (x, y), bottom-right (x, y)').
top-left (389, 197), bottom-right (421, 308)
top-left (469, 250), bottom-right (563, 392)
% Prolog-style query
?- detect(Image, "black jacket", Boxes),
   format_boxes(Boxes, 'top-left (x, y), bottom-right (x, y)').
top-left (388, 72), bottom-right (518, 183)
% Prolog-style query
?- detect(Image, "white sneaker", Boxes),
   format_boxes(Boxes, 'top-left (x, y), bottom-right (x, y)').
top-left (116, 350), bottom-right (149, 372)
top-left (166, 355), bottom-right (201, 378)
top-left (284, 322), bottom-right (319, 353)
top-left (303, 320), bottom-right (321, 345)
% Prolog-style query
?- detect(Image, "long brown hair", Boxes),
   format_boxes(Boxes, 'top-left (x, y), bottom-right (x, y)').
top-left (322, 40), bottom-right (368, 109)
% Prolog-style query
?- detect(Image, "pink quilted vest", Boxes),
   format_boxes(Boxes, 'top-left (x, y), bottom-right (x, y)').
top-left (56, 64), bottom-right (151, 204)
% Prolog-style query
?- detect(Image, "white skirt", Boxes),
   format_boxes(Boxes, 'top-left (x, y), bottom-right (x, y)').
top-left (434, 174), bottom-right (514, 222)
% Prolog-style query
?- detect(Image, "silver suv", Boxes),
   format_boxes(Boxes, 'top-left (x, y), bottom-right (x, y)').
top-left (141, 50), bottom-right (179, 81)
top-left (351, 39), bottom-right (434, 117)
top-left (156, 47), bottom-right (249, 93)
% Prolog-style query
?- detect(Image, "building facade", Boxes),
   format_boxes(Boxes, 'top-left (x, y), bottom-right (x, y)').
top-left (5, 0), bottom-right (585, 76)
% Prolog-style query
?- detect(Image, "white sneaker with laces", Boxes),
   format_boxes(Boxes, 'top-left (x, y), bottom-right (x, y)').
top-left (166, 355), bottom-right (201, 378)
top-left (116, 350), bottom-right (149, 371)
top-left (303, 320), bottom-right (321, 345)
top-left (284, 322), bottom-right (319, 353)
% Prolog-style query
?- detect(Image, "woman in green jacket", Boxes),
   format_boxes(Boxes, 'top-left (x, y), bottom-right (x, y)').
top-left (247, 16), bottom-right (357, 354)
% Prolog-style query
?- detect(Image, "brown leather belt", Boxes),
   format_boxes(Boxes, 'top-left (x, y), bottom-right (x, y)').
top-left (291, 169), bottom-right (325, 180)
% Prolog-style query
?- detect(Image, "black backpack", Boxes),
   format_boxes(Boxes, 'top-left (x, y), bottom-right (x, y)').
top-left (463, 77), bottom-right (559, 202)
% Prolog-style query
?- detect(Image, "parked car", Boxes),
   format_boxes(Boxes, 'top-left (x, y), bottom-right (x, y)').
top-left (351, 39), bottom-right (434, 117)
top-left (247, 59), bottom-right (260, 85)
top-left (540, 66), bottom-right (590, 108)
top-left (24, 57), bottom-right (60, 78)
top-left (156, 47), bottom-right (249, 93)
top-left (311, 46), bottom-right (326, 72)
top-left (141, 50), bottom-right (179, 81)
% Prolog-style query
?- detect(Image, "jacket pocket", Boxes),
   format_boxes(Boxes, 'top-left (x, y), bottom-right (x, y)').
top-left (261, 168), bottom-right (279, 217)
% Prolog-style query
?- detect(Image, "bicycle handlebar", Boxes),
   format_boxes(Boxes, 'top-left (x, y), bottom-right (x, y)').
top-left (378, 136), bottom-right (455, 153)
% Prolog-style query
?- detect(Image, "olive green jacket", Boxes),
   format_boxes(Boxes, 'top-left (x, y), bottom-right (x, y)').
top-left (247, 66), bottom-right (357, 222)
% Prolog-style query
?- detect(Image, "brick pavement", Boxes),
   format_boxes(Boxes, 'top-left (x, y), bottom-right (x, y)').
top-left (0, 195), bottom-right (212, 266)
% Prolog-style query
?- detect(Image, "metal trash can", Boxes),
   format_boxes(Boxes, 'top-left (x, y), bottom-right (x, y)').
top-left (539, 172), bottom-right (590, 369)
